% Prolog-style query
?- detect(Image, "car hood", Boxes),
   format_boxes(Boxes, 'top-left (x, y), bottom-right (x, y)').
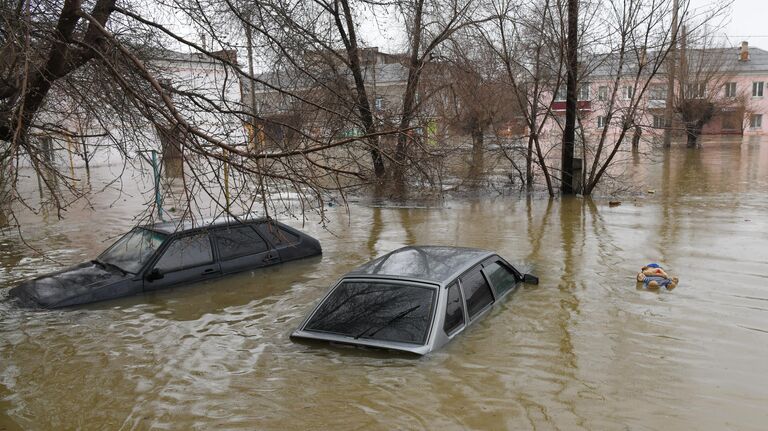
top-left (9, 261), bottom-right (129, 308)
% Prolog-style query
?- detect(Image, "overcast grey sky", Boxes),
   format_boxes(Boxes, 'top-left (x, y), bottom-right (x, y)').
top-left (690, 0), bottom-right (768, 46)
top-left (359, 0), bottom-right (767, 52)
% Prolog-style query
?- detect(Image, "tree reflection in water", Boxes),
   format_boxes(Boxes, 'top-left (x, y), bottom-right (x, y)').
top-left (305, 282), bottom-right (436, 344)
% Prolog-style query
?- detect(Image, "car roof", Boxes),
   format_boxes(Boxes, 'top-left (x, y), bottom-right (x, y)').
top-left (143, 213), bottom-right (271, 234)
top-left (345, 246), bottom-right (496, 285)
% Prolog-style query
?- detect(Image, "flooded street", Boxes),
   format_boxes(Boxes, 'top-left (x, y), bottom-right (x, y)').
top-left (2, 138), bottom-right (768, 430)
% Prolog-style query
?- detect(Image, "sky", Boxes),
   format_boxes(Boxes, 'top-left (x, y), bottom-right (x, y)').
top-left (690, 0), bottom-right (768, 47)
top-left (358, 0), bottom-right (768, 53)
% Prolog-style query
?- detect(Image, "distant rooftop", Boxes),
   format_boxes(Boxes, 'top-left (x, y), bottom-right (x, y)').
top-left (146, 48), bottom-right (239, 66)
top-left (720, 46), bottom-right (768, 73)
top-left (588, 45), bottom-right (768, 77)
top-left (347, 246), bottom-right (495, 284)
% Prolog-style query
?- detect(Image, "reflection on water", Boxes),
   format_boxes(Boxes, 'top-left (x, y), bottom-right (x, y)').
top-left (2, 137), bottom-right (768, 430)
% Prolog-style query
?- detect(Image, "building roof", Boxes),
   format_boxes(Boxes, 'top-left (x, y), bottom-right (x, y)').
top-left (721, 46), bottom-right (768, 74)
top-left (146, 48), bottom-right (239, 66)
top-left (245, 54), bottom-right (409, 94)
top-left (346, 246), bottom-right (494, 284)
top-left (587, 45), bottom-right (768, 78)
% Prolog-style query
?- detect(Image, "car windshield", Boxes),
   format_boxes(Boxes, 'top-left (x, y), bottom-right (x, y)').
top-left (304, 281), bottom-right (436, 345)
top-left (98, 228), bottom-right (167, 274)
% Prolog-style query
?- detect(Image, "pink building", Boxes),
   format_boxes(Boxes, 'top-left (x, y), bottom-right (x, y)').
top-left (548, 41), bottom-right (768, 142)
top-left (702, 42), bottom-right (768, 136)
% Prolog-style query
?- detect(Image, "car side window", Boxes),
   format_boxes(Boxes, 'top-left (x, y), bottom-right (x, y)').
top-left (257, 223), bottom-right (299, 246)
top-left (460, 266), bottom-right (495, 320)
top-left (154, 233), bottom-right (213, 273)
top-left (484, 261), bottom-right (519, 296)
top-left (214, 225), bottom-right (269, 260)
top-left (443, 282), bottom-right (465, 335)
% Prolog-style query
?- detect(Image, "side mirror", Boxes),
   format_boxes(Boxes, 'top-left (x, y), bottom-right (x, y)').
top-left (522, 273), bottom-right (539, 285)
top-left (146, 268), bottom-right (164, 281)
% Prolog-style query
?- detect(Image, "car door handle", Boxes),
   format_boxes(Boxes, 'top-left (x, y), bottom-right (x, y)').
top-left (202, 268), bottom-right (216, 274)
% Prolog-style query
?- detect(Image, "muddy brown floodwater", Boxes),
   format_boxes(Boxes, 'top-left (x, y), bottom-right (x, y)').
top-left (1, 137), bottom-right (768, 430)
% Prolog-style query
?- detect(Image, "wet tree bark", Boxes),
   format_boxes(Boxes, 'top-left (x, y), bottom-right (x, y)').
top-left (470, 124), bottom-right (484, 179)
top-left (632, 126), bottom-right (642, 149)
top-left (336, 0), bottom-right (385, 179)
top-left (561, 0), bottom-right (578, 194)
top-left (1, 0), bottom-right (116, 143)
top-left (686, 122), bottom-right (704, 148)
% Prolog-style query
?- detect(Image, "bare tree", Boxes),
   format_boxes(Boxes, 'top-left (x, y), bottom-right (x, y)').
top-left (579, 0), bottom-right (729, 195)
top-left (435, 32), bottom-right (517, 181)
top-left (675, 29), bottom-right (744, 147)
top-left (476, 0), bottom-right (567, 195)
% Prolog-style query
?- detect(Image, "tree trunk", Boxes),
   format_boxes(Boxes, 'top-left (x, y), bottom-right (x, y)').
top-left (337, 0), bottom-right (385, 179)
top-left (526, 132), bottom-right (535, 188)
top-left (632, 125), bottom-right (642, 149)
top-left (470, 124), bottom-right (484, 179)
top-left (663, 0), bottom-right (679, 147)
top-left (686, 123), bottom-right (702, 148)
top-left (393, 0), bottom-right (425, 187)
top-left (561, 0), bottom-right (578, 195)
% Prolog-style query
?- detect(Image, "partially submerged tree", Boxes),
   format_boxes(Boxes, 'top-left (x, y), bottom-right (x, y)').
top-left (435, 31), bottom-right (517, 181)
top-left (475, 0), bottom-right (567, 195)
top-left (577, 0), bottom-right (729, 195)
top-left (675, 30), bottom-right (745, 147)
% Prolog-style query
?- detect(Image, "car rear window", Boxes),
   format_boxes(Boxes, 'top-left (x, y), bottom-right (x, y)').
top-left (304, 281), bottom-right (436, 345)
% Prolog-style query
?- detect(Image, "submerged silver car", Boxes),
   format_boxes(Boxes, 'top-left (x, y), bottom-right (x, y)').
top-left (291, 246), bottom-right (538, 355)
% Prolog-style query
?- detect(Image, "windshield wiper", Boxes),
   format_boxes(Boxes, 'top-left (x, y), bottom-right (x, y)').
top-left (354, 305), bottom-right (420, 340)
top-left (92, 259), bottom-right (127, 275)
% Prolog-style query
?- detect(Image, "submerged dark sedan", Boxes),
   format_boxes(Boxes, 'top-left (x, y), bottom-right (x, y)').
top-left (291, 246), bottom-right (538, 355)
top-left (9, 216), bottom-right (321, 308)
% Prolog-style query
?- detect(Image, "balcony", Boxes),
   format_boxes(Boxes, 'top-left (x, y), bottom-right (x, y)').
top-left (551, 100), bottom-right (592, 111)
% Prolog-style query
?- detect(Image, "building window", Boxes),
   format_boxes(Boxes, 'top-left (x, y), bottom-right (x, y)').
top-left (750, 114), bottom-right (763, 129)
top-left (597, 116), bottom-right (605, 128)
top-left (598, 86), bottom-right (608, 101)
top-left (555, 86), bottom-right (567, 101)
top-left (623, 86), bottom-right (634, 100)
top-left (653, 115), bottom-right (665, 128)
top-left (649, 84), bottom-right (667, 101)
top-left (724, 82), bottom-right (737, 98)
top-left (722, 112), bottom-right (741, 131)
top-left (753, 82), bottom-right (764, 97)
top-left (579, 83), bottom-right (590, 101)
top-left (686, 83), bottom-right (706, 99)
top-left (374, 96), bottom-right (384, 110)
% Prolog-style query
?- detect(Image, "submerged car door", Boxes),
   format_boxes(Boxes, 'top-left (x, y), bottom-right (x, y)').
top-left (212, 224), bottom-right (277, 274)
top-left (143, 231), bottom-right (221, 291)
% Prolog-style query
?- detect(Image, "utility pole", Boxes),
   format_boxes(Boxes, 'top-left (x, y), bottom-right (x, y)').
top-left (664, 0), bottom-right (679, 147)
top-left (679, 24), bottom-right (688, 89)
top-left (245, 11), bottom-right (258, 152)
top-left (561, 0), bottom-right (578, 194)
